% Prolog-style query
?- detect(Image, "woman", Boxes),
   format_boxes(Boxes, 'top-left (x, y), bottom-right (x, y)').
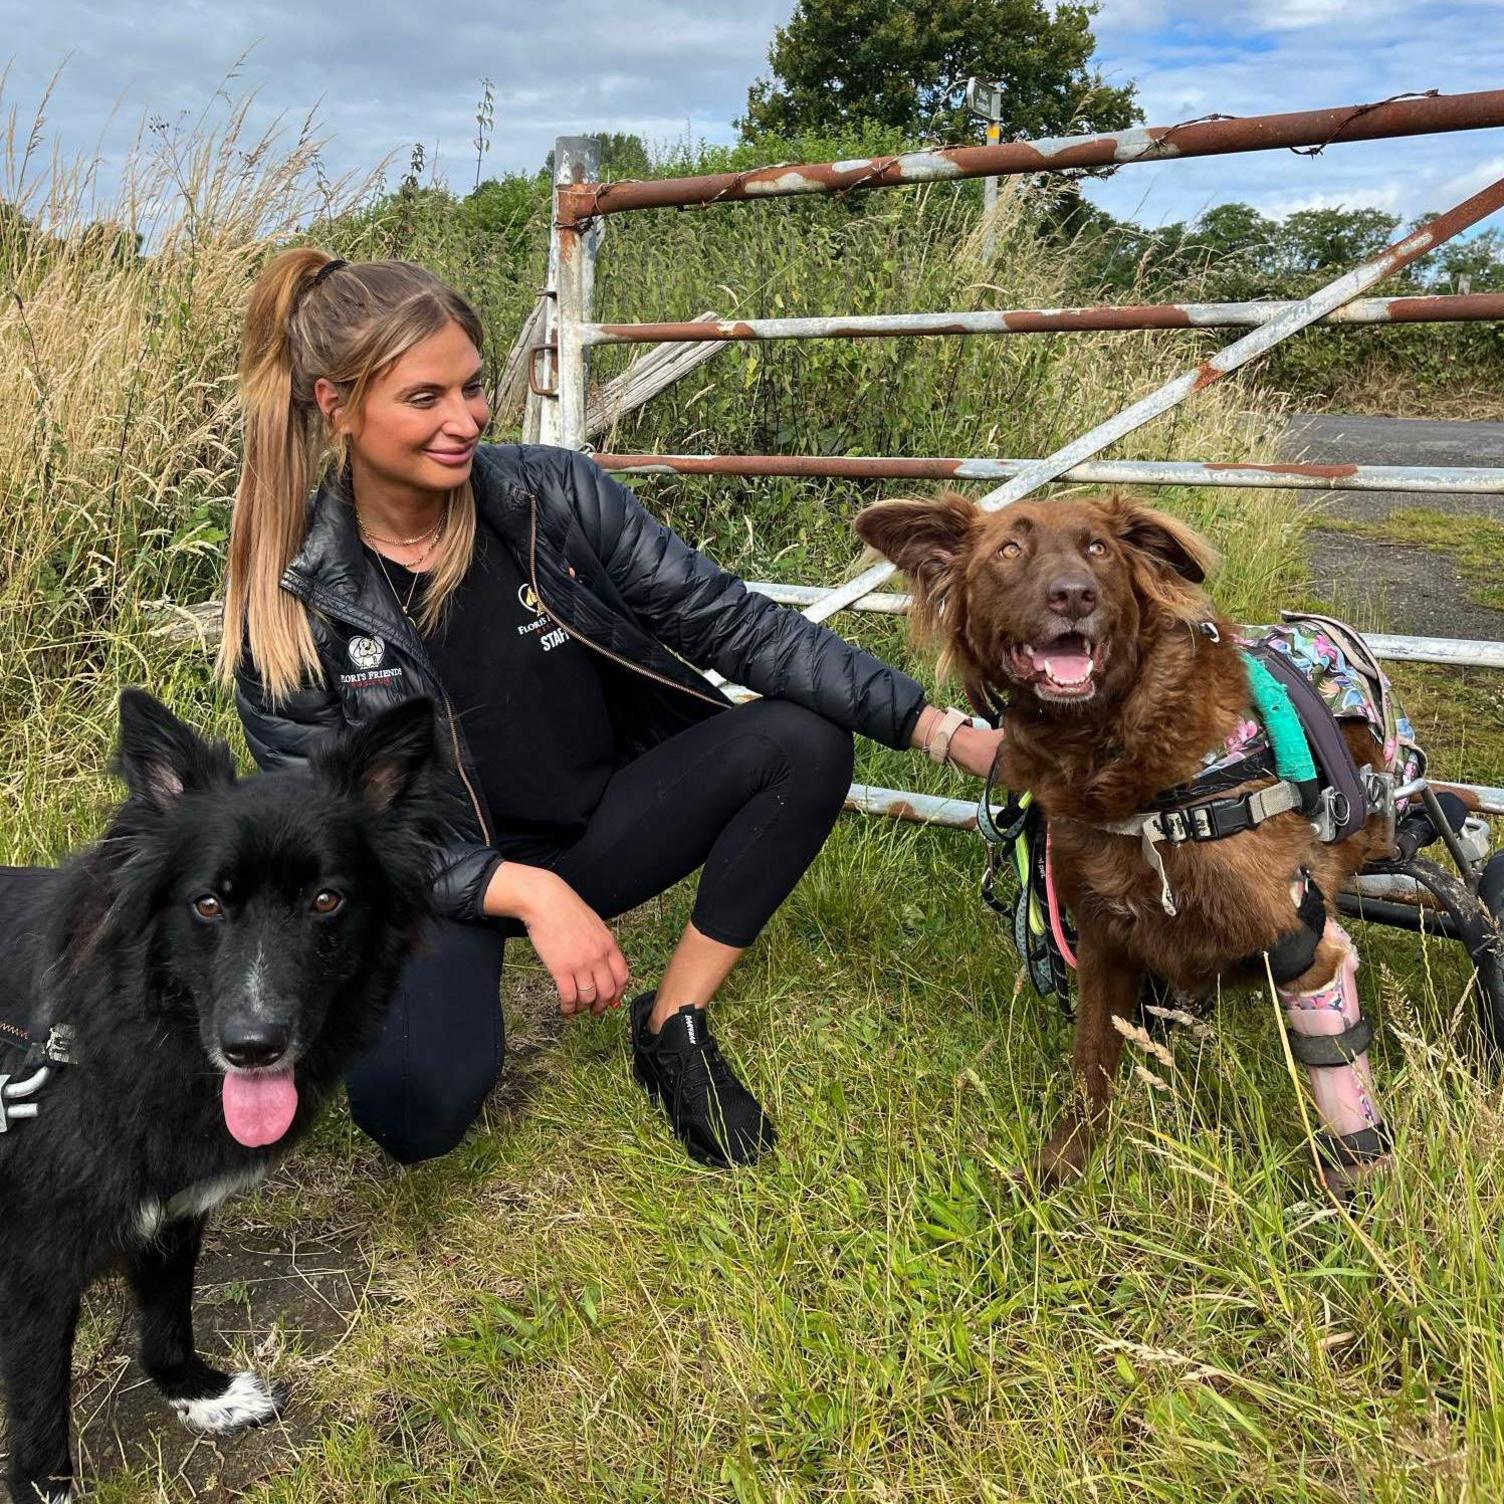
top-left (223, 249), bottom-right (1003, 1170)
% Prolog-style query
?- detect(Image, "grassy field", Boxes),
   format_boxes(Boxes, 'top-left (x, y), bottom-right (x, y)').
top-left (4, 90), bottom-right (1504, 1502)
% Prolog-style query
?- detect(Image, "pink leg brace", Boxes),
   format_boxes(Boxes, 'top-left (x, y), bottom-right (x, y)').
top-left (1279, 919), bottom-right (1391, 1177)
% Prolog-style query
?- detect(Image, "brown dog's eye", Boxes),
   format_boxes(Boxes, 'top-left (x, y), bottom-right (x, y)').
top-left (1086, 539), bottom-right (1108, 558)
top-left (193, 895), bottom-right (223, 920)
top-left (998, 540), bottom-right (1022, 560)
top-left (311, 890), bottom-right (344, 916)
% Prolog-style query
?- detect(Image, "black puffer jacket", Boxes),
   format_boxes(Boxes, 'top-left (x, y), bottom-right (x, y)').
top-left (236, 443), bottom-right (928, 922)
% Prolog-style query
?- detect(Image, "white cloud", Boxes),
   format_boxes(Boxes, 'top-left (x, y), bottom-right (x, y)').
top-left (1258, 0), bottom-right (1403, 29)
top-left (0, 0), bottom-right (800, 209)
top-left (1434, 155), bottom-right (1504, 204)
top-left (1085, 0), bottom-right (1504, 226)
top-left (1249, 183), bottom-right (1409, 220)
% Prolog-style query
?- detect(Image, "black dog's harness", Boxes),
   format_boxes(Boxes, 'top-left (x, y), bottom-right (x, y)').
top-left (0, 1017), bottom-right (75, 1134)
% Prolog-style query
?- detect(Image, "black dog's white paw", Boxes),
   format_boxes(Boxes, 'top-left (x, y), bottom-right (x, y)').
top-left (170, 1370), bottom-right (288, 1435)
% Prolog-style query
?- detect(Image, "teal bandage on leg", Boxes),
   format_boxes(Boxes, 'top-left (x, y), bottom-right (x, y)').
top-left (1241, 650), bottom-right (1317, 785)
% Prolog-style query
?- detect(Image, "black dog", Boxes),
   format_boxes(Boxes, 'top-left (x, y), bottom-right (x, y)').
top-left (0, 689), bottom-right (443, 1502)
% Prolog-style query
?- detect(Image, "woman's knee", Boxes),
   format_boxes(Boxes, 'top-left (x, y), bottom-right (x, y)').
top-left (743, 701), bottom-right (855, 800)
top-left (347, 1044), bottom-right (504, 1165)
top-left (344, 922), bottom-right (507, 1165)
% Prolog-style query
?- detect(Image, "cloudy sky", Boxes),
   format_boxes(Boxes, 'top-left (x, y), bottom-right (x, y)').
top-left (2, 0), bottom-right (1502, 230)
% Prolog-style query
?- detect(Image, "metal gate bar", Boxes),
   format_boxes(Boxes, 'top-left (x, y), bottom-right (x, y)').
top-left (794, 172), bottom-right (1504, 626)
top-left (851, 778), bottom-right (1504, 824)
top-left (583, 293), bottom-right (1504, 346)
top-left (528, 90), bottom-right (1504, 836)
top-left (741, 583), bottom-right (1504, 672)
top-left (598, 454), bottom-right (1504, 493)
top-left (555, 89), bottom-right (1504, 222)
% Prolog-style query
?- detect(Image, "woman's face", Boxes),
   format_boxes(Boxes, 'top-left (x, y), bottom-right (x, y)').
top-left (321, 319), bottom-right (490, 503)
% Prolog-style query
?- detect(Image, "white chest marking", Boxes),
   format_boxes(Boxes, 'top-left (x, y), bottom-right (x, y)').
top-left (166, 1164), bottom-right (270, 1220)
top-left (134, 1164), bottom-right (270, 1242)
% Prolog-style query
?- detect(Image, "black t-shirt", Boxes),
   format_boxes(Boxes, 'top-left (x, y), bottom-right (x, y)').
top-left (366, 523), bottom-right (617, 864)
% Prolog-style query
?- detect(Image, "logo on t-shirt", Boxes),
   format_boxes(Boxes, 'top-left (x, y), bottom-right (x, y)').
top-left (348, 635), bottom-right (385, 670)
top-left (515, 582), bottom-right (568, 652)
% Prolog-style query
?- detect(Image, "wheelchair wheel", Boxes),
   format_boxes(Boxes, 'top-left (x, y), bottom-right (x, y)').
top-left (1478, 852), bottom-right (1504, 1052)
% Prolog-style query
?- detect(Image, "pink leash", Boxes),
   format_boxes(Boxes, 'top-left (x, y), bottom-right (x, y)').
top-left (1044, 826), bottom-right (1079, 971)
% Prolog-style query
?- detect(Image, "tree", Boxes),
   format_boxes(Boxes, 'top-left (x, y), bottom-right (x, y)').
top-left (463, 173), bottom-right (549, 260)
top-left (1277, 207), bottom-right (1399, 275)
top-left (737, 0), bottom-right (1139, 146)
top-left (1191, 203), bottom-right (1277, 265)
top-left (1414, 220), bottom-right (1504, 291)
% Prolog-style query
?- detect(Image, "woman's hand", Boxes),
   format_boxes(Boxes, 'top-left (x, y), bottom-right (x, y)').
top-left (947, 723), bottom-right (1006, 780)
top-left (483, 863), bottom-right (630, 1016)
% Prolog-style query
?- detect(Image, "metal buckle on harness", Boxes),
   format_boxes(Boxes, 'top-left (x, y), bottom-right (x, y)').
top-left (1310, 787), bottom-right (1350, 843)
top-left (1363, 765), bottom-right (1396, 849)
top-left (0, 1066), bottom-right (50, 1133)
top-left (44, 1024), bottom-right (77, 1066)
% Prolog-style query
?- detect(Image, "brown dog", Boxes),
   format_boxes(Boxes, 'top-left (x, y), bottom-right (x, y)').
top-left (855, 490), bottom-right (1394, 1186)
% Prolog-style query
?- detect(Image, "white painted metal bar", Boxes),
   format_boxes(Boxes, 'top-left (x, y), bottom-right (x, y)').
top-left (601, 453), bottom-right (1504, 494)
top-left (848, 779), bottom-right (1504, 826)
top-left (580, 293), bottom-right (1504, 347)
top-left (554, 136), bottom-right (603, 452)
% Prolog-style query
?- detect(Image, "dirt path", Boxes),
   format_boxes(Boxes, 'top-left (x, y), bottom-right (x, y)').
top-left (1284, 413), bottom-right (1504, 641)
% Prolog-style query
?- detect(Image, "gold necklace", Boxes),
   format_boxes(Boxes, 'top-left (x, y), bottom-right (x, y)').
top-left (356, 510), bottom-right (443, 548)
top-left (370, 545), bottom-right (425, 617)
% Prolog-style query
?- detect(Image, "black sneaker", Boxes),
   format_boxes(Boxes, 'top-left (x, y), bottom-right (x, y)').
top-left (629, 992), bottom-right (776, 1167)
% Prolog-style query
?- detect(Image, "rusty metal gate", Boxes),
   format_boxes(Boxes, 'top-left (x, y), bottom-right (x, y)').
top-left (523, 88), bottom-right (1504, 838)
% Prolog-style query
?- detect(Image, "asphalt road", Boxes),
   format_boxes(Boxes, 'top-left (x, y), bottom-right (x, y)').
top-left (1281, 413), bottom-right (1504, 640)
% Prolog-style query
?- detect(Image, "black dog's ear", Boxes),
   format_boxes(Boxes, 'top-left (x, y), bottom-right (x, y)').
top-left (115, 689), bottom-right (235, 809)
top-left (317, 697), bottom-right (437, 815)
top-left (853, 491), bottom-right (976, 622)
top-left (1104, 493), bottom-right (1215, 584)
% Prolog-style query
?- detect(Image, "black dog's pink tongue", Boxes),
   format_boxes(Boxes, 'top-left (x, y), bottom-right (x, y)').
top-left (222, 1069), bottom-right (298, 1147)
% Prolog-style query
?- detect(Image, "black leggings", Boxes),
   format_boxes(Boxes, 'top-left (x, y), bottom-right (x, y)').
top-left (345, 700), bottom-right (854, 1163)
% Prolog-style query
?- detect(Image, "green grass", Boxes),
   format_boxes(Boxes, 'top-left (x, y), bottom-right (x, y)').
top-left (30, 631), bottom-right (1504, 1504)
top-left (6, 82), bottom-right (1504, 1504)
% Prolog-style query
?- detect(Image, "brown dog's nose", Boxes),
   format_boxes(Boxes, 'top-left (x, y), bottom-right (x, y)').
top-left (1047, 573), bottom-right (1098, 620)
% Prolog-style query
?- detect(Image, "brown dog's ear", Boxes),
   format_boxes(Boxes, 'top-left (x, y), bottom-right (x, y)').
top-left (853, 491), bottom-right (976, 621)
top-left (1104, 494), bottom-right (1216, 584)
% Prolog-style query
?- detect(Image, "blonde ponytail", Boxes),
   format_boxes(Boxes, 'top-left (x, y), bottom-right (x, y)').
top-left (219, 248), bottom-right (326, 699)
top-left (219, 250), bottom-right (487, 701)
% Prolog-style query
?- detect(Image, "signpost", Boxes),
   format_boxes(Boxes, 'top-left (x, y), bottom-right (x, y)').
top-left (966, 77), bottom-right (1006, 261)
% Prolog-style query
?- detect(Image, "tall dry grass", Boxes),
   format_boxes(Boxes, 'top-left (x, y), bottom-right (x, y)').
top-left (0, 79), bottom-right (373, 854)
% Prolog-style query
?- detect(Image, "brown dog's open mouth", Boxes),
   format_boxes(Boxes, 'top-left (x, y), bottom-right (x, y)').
top-left (1008, 632), bottom-right (1108, 703)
